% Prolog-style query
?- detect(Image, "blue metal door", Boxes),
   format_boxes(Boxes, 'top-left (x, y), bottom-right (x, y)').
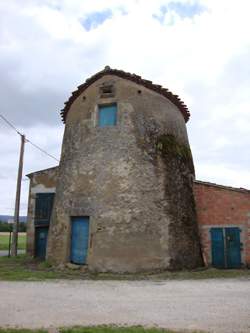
top-left (35, 227), bottom-right (49, 259)
top-left (226, 227), bottom-right (241, 268)
top-left (211, 228), bottom-right (225, 268)
top-left (71, 217), bottom-right (89, 264)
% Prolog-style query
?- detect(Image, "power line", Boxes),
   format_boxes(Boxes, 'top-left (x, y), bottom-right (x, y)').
top-left (0, 113), bottom-right (59, 162)
top-left (0, 114), bottom-right (23, 136)
top-left (25, 138), bottom-right (59, 162)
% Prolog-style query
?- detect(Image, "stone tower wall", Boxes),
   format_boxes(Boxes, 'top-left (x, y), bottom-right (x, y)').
top-left (47, 75), bottom-right (203, 272)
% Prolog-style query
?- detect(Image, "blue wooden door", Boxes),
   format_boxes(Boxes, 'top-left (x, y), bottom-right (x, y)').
top-left (226, 227), bottom-right (241, 268)
top-left (211, 228), bottom-right (225, 268)
top-left (35, 227), bottom-right (49, 259)
top-left (71, 217), bottom-right (89, 264)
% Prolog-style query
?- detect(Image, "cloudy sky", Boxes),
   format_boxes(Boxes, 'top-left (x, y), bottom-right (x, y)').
top-left (0, 0), bottom-right (250, 215)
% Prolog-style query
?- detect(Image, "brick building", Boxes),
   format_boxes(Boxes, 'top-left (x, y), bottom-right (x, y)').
top-left (26, 67), bottom-right (250, 271)
top-left (194, 181), bottom-right (250, 268)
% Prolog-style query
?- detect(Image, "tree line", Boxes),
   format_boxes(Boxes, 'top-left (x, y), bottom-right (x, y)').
top-left (0, 221), bottom-right (26, 232)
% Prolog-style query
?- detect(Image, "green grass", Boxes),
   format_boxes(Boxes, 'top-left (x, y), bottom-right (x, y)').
top-left (0, 255), bottom-right (74, 281)
top-left (0, 327), bottom-right (206, 333)
top-left (0, 254), bottom-right (249, 281)
top-left (0, 232), bottom-right (26, 250)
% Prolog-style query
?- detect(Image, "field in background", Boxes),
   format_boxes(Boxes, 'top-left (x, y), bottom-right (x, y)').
top-left (0, 232), bottom-right (26, 250)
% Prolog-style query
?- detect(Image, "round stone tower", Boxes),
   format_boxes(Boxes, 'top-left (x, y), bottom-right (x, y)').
top-left (47, 67), bottom-right (203, 272)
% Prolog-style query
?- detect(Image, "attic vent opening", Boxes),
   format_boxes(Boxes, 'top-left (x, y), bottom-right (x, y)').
top-left (100, 84), bottom-right (115, 98)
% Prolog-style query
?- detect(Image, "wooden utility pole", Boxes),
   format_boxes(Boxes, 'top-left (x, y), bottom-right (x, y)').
top-left (11, 134), bottom-right (25, 256)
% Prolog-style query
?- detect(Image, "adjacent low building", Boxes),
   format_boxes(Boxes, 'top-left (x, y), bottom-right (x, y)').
top-left (26, 67), bottom-right (250, 271)
top-left (194, 181), bottom-right (250, 268)
top-left (27, 167), bottom-right (250, 269)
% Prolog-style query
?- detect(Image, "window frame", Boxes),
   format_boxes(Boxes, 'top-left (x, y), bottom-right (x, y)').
top-left (34, 192), bottom-right (55, 226)
top-left (97, 103), bottom-right (118, 127)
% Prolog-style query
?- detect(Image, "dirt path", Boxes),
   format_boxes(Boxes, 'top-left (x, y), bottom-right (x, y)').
top-left (0, 250), bottom-right (25, 257)
top-left (0, 279), bottom-right (249, 333)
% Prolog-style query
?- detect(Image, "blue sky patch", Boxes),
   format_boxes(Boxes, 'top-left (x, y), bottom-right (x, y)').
top-left (81, 9), bottom-right (113, 31)
top-left (154, 2), bottom-right (205, 23)
top-left (168, 2), bottom-right (205, 18)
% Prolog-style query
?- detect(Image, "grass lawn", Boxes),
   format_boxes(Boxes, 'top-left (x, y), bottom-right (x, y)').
top-left (0, 327), bottom-right (206, 333)
top-left (0, 254), bottom-right (249, 281)
top-left (0, 232), bottom-right (26, 250)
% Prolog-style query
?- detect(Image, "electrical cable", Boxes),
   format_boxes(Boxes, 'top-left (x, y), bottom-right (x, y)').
top-left (0, 113), bottom-right (59, 162)
top-left (25, 138), bottom-right (59, 162)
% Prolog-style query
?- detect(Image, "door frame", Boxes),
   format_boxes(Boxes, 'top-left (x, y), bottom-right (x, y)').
top-left (200, 224), bottom-right (246, 266)
top-left (210, 227), bottom-right (225, 268)
top-left (70, 216), bottom-right (90, 265)
top-left (35, 225), bottom-right (49, 259)
top-left (210, 226), bottom-right (243, 268)
top-left (225, 227), bottom-right (242, 268)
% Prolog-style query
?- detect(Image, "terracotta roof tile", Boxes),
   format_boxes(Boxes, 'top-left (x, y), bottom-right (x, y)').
top-left (60, 66), bottom-right (190, 123)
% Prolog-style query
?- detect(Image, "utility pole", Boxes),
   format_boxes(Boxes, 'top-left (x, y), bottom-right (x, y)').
top-left (11, 134), bottom-right (25, 256)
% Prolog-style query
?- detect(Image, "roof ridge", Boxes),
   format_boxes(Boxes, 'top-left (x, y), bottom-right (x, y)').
top-left (26, 166), bottom-right (58, 178)
top-left (194, 180), bottom-right (250, 193)
top-left (60, 66), bottom-right (190, 123)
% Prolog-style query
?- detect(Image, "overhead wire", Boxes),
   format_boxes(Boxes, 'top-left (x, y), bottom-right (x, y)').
top-left (0, 113), bottom-right (60, 162)
top-left (0, 114), bottom-right (23, 136)
top-left (25, 138), bottom-right (59, 162)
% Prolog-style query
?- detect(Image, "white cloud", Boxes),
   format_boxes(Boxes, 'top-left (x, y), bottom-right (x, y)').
top-left (0, 0), bottom-right (250, 214)
top-left (196, 163), bottom-right (250, 189)
top-left (0, 124), bottom-right (63, 214)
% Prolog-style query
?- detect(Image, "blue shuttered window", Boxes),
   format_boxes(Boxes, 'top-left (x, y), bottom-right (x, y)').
top-left (34, 193), bottom-right (54, 226)
top-left (98, 104), bottom-right (117, 127)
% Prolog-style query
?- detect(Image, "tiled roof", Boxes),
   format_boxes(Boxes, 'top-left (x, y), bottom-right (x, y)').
top-left (60, 66), bottom-right (190, 123)
top-left (26, 166), bottom-right (58, 178)
top-left (194, 180), bottom-right (250, 194)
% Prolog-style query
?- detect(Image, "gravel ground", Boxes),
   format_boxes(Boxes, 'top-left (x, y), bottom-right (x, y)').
top-left (0, 279), bottom-right (250, 333)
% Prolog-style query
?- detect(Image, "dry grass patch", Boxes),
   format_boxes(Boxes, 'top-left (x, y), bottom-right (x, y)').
top-left (0, 254), bottom-right (249, 281)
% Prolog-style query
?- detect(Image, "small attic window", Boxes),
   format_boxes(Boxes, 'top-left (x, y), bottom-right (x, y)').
top-left (99, 84), bottom-right (115, 98)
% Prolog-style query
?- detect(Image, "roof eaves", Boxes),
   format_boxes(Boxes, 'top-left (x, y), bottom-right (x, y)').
top-left (194, 180), bottom-right (250, 194)
top-left (26, 166), bottom-right (58, 178)
top-left (60, 66), bottom-right (190, 123)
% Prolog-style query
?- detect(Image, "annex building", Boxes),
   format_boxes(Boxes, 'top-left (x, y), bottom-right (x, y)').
top-left (26, 67), bottom-right (250, 271)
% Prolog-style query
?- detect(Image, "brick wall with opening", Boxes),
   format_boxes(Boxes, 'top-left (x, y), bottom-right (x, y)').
top-left (194, 180), bottom-right (250, 267)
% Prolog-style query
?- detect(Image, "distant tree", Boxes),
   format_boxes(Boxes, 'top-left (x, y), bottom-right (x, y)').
top-left (0, 221), bottom-right (12, 232)
top-left (19, 222), bottom-right (26, 232)
top-left (0, 221), bottom-right (26, 232)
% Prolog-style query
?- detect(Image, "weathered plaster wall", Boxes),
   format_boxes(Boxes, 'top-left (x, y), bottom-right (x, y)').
top-left (47, 75), bottom-right (203, 272)
top-left (26, 167), bottom-right (57, 256)
top-left (194, 181), bottom-right (250, 266)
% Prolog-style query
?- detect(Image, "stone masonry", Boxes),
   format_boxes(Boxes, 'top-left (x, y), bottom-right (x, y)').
top-left (44, 67), bottom-right (203, 272)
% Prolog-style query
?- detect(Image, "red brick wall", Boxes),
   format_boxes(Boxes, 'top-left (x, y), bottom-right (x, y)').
top-left (193, 181), bottom-right (250, 267)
